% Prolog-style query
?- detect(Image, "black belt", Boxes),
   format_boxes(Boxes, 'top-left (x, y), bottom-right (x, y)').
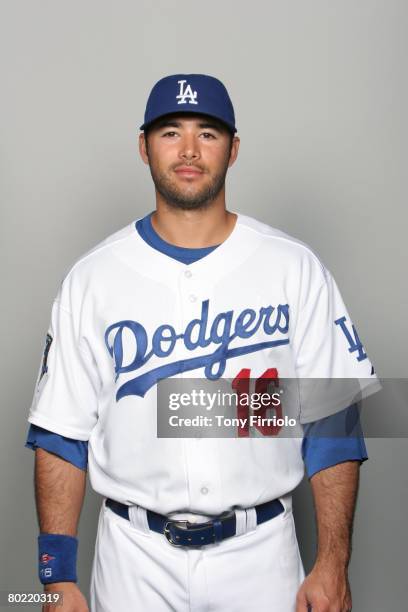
top-left (105, 497), bottom-right (284, 547)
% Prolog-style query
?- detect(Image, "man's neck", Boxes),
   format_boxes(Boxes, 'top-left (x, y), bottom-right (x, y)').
top-left (151, 199), bottom-right (237, 249)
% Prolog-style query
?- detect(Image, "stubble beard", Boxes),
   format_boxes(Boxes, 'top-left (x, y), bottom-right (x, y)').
top-left (148, 158), bottom-right (230, 211)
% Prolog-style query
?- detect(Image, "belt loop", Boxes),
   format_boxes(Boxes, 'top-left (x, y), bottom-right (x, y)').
top-left (279, 493), bottom-right (292, 518)
top-left (245, 507), bottom-right (257, 533)
top-left (234, 509), bottom-right (247, 535)
top-left (128, 505), bottom-right (151, 536)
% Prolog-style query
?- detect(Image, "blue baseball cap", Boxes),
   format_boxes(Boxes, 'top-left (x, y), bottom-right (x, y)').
top-left (140, 74), bottom-right (237, 134)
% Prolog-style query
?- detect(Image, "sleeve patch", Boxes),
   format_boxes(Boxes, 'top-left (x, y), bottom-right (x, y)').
top-left (334, 316), bottom-right (367, 362)
top-left (39, 333), bottom-right (53, 383)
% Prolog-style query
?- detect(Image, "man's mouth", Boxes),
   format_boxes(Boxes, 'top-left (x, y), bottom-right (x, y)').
top-left (174, 166), bottom-right (204, 178)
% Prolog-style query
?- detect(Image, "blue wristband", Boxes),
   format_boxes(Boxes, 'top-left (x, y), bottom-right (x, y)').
top-left (38, 533), bottom-right (78, 585)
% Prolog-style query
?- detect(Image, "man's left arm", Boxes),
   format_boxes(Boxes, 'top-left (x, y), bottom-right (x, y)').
top-left (296, 460), bottom-right (357, 612)
top-left (296, 402), bottom-right (368, 611)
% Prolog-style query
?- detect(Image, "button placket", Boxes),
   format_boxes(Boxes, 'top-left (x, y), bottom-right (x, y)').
top-left (180, 267), bottom-right (200, 311)
top-left (177, 271), bottom-right (222, 511)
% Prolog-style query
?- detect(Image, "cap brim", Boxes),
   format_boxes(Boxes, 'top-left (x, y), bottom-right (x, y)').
top-left (140, 110), bottom-right (236, 134)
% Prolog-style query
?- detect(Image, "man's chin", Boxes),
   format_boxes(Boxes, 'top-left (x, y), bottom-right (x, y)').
top-left (157, 184), bottom-right (214, 210)
top-left (152, 171), bottom-right (227, 210)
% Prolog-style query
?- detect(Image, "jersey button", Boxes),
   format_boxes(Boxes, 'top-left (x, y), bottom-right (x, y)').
top-left (200, 487), bottom-right (209, 495)
top-left (189, 294), bottom-right (197, 303)
top-left (184, 269), bottom-right (192, 278)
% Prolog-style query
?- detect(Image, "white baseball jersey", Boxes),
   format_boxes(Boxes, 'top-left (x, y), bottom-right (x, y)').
top-left (28, 213), bottom-right (379, 515)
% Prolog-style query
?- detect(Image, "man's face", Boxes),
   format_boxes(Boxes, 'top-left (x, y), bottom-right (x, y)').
top-left (139, 113), bottom-right (240, 210)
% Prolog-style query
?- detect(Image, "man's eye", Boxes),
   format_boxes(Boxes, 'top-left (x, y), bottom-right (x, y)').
top-left (163, 131), bottom-right (178, 137)
top-left (201, 132), bottom-right (215, 139)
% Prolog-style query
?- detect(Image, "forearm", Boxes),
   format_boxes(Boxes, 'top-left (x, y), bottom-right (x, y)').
top-left (310, 460), bottom-right (360, 569)
top-left (35, 448), bottom-right (86, 536)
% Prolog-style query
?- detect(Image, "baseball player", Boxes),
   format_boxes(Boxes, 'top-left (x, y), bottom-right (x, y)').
top-left (25, 74), bottom-right (380, 611)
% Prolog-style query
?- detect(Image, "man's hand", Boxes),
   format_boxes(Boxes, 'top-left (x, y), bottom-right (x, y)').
top-left (295, 561), bottom-right (352, 612)
top-left (43, 582), bottom-right (89, 612)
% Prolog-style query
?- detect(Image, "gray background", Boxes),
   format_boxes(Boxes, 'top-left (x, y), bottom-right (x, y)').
top-left (1, 0), bottom-right (407, 609)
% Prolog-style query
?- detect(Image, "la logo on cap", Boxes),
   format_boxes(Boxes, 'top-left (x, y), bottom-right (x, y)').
top-left (176, 79), bottom-right (198, 105)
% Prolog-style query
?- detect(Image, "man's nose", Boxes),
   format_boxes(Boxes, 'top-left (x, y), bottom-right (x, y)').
top-left (178, 134), bottom-right (200, 161)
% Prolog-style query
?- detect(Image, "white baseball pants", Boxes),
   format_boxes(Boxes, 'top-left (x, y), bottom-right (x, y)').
top-left (89, 496), bottom-right (305, 611)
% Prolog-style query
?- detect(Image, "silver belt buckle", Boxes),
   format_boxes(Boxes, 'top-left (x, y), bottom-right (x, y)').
top-left (164, 519), bottom-right (191, 546)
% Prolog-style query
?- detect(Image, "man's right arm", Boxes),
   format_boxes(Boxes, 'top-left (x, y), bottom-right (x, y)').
top-left (35, 446), bottom-right (86, 537)
top-left (35, 448), bottom-right (89, 611)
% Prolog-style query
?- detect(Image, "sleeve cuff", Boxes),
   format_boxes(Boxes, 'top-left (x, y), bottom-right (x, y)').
top-left (25, 424), bottom-right (88, 471)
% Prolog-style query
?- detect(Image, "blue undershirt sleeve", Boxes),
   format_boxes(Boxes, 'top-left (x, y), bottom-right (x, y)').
top-left (301, 403), bottom-right (368, 479)
top-left (25, 424), bottom-right (88, 471)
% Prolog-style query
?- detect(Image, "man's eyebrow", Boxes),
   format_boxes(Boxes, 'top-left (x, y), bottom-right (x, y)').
top-left (198, 122), bottom-right (223, 132)
top-left (156, 120), bottom-right (182, 129)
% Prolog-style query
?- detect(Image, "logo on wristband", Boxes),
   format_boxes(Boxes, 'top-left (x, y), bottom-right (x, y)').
top-left (40, 553), bottom-right (55, 564)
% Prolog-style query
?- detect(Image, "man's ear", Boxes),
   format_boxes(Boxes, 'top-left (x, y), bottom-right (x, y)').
top-left (228, 135), bottom-right (240, 168)
top-left (139, 132), bottom-right (149, 165)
